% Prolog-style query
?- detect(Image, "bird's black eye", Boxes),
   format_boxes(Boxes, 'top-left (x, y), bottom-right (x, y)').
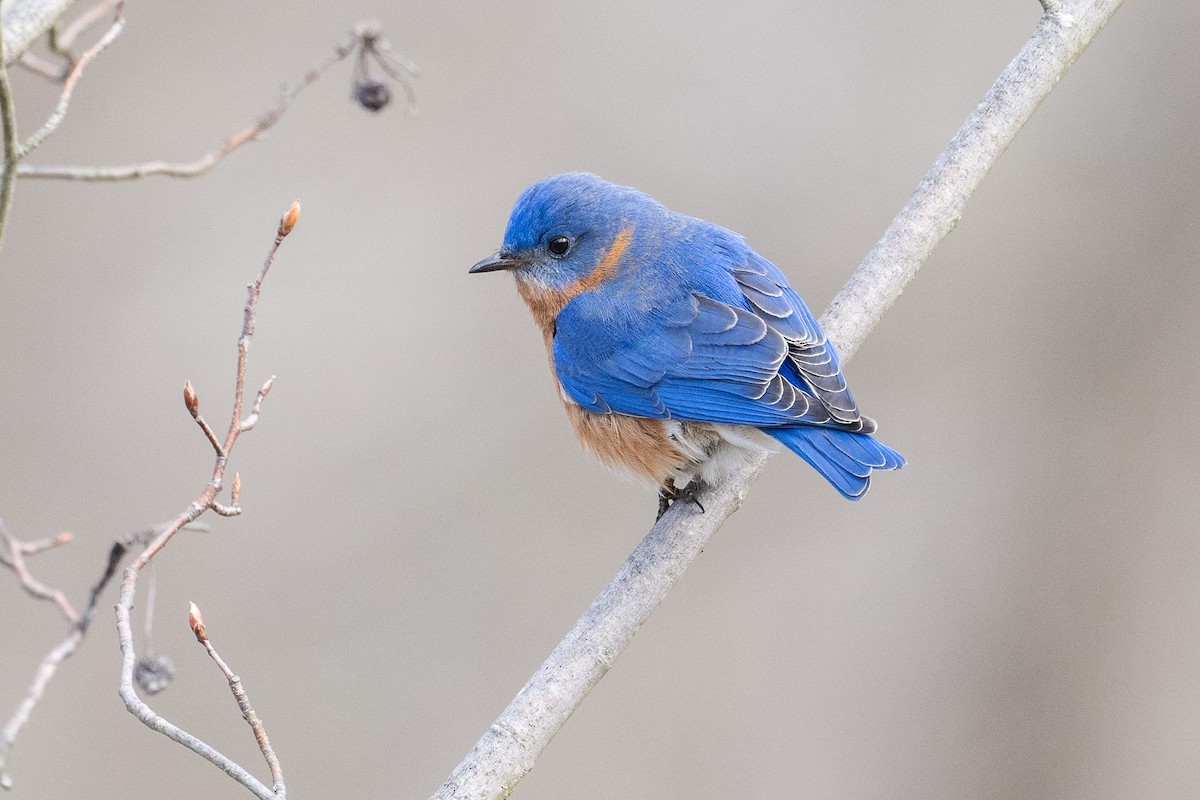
top-left (547, 236), bottom-right (571, 257)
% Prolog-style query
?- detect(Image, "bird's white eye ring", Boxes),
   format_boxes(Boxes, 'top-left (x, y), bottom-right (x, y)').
top-left (547, 236), bottom-right (571, 257)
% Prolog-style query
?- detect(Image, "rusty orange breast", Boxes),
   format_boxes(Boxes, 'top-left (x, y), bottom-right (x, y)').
top-left (562, 402), bottom-right (685, 487)
top-left (515, 225), bottom-right (633, 334)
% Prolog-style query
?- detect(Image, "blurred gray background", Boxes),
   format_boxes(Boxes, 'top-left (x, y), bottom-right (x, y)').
top-left (2, 2), bottom-right (1198, 798)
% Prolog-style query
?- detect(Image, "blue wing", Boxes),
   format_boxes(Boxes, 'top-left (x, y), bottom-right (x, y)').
top-left (552, 288), bottom-right (905, 499)
top-left (553, 289), bottom-right (872, 433)
top-left (730, 251), bottom-right (859, 423)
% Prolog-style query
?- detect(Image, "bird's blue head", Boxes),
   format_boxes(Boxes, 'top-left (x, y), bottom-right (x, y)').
top-left (470, 173), bottom-right (665, 293)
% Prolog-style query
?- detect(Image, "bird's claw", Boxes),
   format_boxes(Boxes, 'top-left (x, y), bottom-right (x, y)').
top-left (656, 481), bottom-right (705, 521)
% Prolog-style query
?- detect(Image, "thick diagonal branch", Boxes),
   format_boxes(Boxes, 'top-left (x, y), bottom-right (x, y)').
top-left (431, 2), bottom-right (1124, 798)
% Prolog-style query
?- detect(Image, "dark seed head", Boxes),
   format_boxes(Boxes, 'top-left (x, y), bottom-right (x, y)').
top-left (134, 654), bottom-right (176, 695)
top-left (355, 79), bottom-right (391, 112)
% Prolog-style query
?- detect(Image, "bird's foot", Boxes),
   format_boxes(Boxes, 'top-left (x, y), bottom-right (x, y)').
top-left (657, 491), bottom-right (671, 521)
top-left (656, 480), bottom-right (706, 521)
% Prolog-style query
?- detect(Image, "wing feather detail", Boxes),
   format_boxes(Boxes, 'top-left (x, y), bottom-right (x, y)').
top-left (733, 257), bottom-right (859, 423)
top-left (554, 289), bottom-right (868, 432)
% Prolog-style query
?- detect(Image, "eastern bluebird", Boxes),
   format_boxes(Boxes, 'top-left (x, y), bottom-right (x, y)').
top-left (471, 173), bottom-right (903, 517)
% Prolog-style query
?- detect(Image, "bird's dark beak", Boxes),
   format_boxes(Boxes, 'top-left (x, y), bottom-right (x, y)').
top-left (469, 250), bottom-right (530, 274)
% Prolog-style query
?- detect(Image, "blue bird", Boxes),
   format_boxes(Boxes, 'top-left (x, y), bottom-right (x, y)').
top-left (471, 173), bottom-right (903, 517)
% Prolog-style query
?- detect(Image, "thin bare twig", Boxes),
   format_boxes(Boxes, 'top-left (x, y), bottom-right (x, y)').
top-left (240, 376), bottom-right (275, 432)
top-left (113, 201), bottom-right (299, 800)
top-left (431, 1), bottom-right (1125, 798)
top-left (190, 603), bottom-right (287, 798)
top-left (17, 0), bottom-right (120, 80)
top-left (0, 0), bottom-right (123, 248)
top-left (0, 530), bottom-right (72, 564)
top-left (17, 1), bottom-right (125, 158)
top-left (186, 379), bottom-right (227, 457)
top-left (0, 629), bottom-right (81, 790)
top-left (210, 501), bottom-right (242, 518)
top-left (16, 30), bottom-right (363, 181)
top-left (16, 50), bottom-right (66, 80)
top-left (54, 0), bottom-right (120, 55)
top-left (2, 533), bottom-right (79, 788)
top-left (0, 523), bottom-right (78, 621)
top-left (0, 522), bottom-right (168, 788)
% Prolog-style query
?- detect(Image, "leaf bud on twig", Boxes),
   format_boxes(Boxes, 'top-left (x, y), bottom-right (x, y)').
top-left (188, 601), bottom-right (207, 643)
top-left (183, 380), bottom-right (199, 418)
top-left (279, 201), bottom-right (300, 238)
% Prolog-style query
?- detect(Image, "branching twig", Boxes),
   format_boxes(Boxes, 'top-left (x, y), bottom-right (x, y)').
top-left (16, 27), bottom-right (370, 181)
top-left (1, 530), bottom-right (74, 558)
top-left (17, 0), bottom-right (125, 158)
top-left (190, 603), bottom-right (287, 798)
top-left (113, 201), bottom-right (299, 800)
top-left (16, 50), bottom-right (65, 80)
top-left (0, 523), bottom-right (77, 621)
top-left (240, 376), bottom-right (275, 432)
top-left (0, 0), bottom-right (123, 250)
top-left (52, 0), bottom-right (119, 59)
top-left (431, 1), bottom-right (1125, 798)
top-left (0, 522), bottom-right (169, 788)
top-left (0, 522), bottom-right (82, 788)
top-left (14, 0), bottom-right (120, 80)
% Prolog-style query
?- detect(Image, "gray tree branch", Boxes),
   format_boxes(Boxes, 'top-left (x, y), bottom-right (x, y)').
top-left (1, 0), bottom-right (77, 64)
top-left (431, 2), bottom-right (1124, 798)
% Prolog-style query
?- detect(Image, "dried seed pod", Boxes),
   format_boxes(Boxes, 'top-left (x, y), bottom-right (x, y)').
top-left (354, 78), bottom-right (391, 112)
top-left (134, 654), bottom-right (176, 695)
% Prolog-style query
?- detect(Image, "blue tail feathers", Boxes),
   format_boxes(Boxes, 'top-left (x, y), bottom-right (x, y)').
top-left (765, 427), bottom-right (905, 500)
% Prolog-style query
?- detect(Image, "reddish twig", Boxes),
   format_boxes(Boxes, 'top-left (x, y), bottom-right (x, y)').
top-left (16, 50), bottom-right (67, 81)
top-left (190, 603), bottom-right (287, 798)
top-left (184, 379), bottom-right (226, 456)
top-left (55, 0), bottom-right (121, 54)
top-left (0, 523), bottom-right (77, 632)
top-left (9, 530), bottom-right (74, 557)
top-left (113, 201), bottom-right (299, 800)
top-left (0, 0), bottom-right (123, 251)
top-left (16, 0), bottom-right (123, 81)
top-left (17, 27), bottom-right (366, 181)
top-left (18, 1), bottom-right (126, 158)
